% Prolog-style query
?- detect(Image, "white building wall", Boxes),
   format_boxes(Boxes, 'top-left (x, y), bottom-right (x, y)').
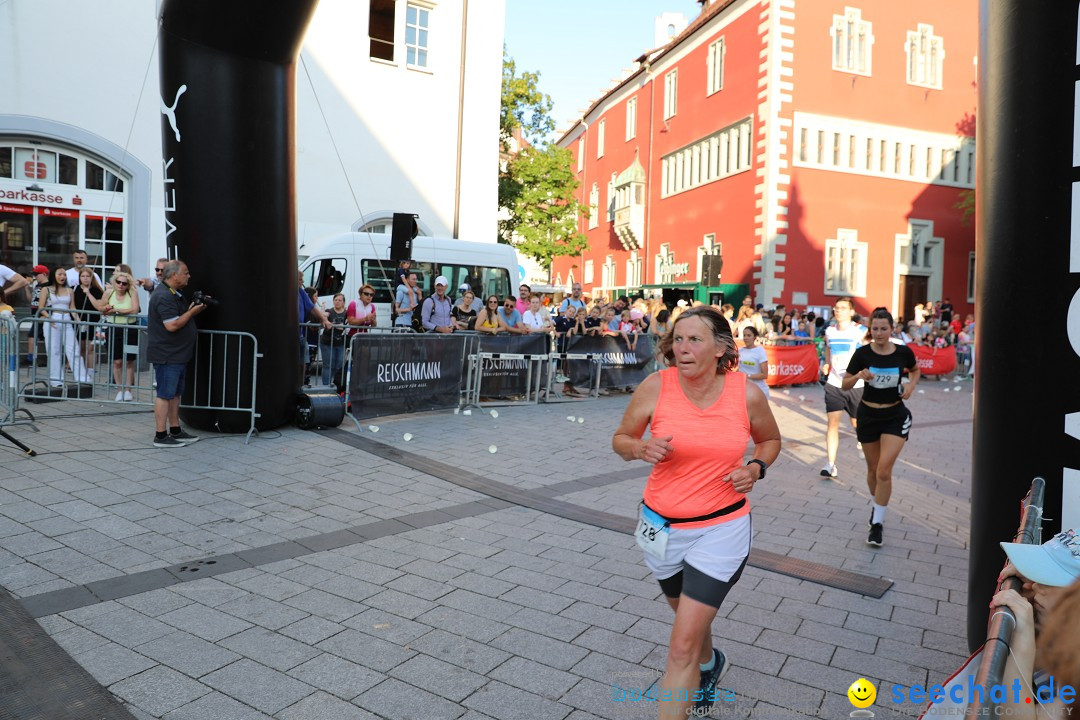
top-left (0, 0), bottom-right (503, 270)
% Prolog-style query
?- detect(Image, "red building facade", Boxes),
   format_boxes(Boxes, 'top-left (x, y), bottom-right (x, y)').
top-left (552, 0), bottom-right (977, 321)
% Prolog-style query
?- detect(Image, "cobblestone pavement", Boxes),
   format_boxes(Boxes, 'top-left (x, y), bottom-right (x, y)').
top-left (0, 376), bottom-right (977, 719)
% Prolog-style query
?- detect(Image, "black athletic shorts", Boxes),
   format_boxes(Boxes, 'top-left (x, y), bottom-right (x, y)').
top-left (824, 382), bottom-right (862, 417)
top-left (855, 401), bottom-right (912, 443)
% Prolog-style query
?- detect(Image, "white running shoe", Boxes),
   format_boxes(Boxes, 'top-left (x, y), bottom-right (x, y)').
top-left (115, 391), bottom-right (124, 402)
top-left (819, 463), bottom-right (838, 478)
top-left (123, 390), bottom-right (133, 401)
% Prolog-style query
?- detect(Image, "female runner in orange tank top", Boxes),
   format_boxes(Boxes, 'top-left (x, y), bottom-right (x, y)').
top-left (613, 306), bottom-right (780, 720)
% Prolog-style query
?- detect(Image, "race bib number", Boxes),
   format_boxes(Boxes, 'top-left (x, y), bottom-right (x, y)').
top-left (636, 503), bottom-right (670, 560)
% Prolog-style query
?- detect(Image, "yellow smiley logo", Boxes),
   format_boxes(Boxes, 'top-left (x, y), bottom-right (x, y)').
top-left (847, 678), bottom-right (877, 708)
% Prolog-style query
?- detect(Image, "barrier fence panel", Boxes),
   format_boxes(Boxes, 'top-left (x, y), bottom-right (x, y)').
top-left (763, 343), bottom-right (820, 386)
top-left (182, 329), bottom-right (262, 443)
top-left (564, 334), bottom-right (655, 389)
top-left (469, 334), bottom-right (550, 407)
top-left (0, 315), bottom-right (18, 426)
top-left (300, 322), bottom-right (406, 391)
top-left (19, 315), bottom-right (153, 405)
top-left (14, 315), bottom-right (260, 443)
top-left (346, 332), bottom-right (471, 421)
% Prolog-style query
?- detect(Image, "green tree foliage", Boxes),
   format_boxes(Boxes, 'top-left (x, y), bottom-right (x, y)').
top-left (500, 51), bottom-right (554, 149)
top-left (499, 50), bottom-right (588, 271)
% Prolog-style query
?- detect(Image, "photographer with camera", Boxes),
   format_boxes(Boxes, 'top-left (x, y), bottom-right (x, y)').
top-left (147, 260), bottom-right (208, 448)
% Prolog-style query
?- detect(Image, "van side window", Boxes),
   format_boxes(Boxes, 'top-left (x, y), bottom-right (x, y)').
top-left (436, 264), bottom-right (510, 301)
top-left (362, 260), bottom-right (434, 303)
top-left (303, 258), bottom-right (347, 297)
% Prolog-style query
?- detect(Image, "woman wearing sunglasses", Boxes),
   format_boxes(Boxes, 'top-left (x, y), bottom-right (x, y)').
top-left (347, 284), bottom-right (377, 332)
top-left (101, 271), bottom-right (141, 400)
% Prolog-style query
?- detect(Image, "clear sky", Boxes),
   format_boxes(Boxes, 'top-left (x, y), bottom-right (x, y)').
top-left (503, 0), bottom-right (703, 141)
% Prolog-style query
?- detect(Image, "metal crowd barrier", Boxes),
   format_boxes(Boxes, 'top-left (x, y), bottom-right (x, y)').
top-left (13, 315), bottom-right (261, 443)
top-left (468, 334), bottom-right (551, 408)
top-left (968, 476), bottom-right (1046, 718)
top-left (544, 346), bottom-right (604, 402)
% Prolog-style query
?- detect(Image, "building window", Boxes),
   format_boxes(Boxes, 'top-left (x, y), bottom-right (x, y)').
top-left (660, 117), bottom-right (752, 198)
top-left (707, 37), bottom-right (725, 95)
top-left (405, 3), bottom-right (430, 69)
top-left (626, 252), bottom-right (642, 288)
top-left (607, 173), bottom-right (617, 221)
top-left (824, 229), bottom-right (867, 296)
top-left (906, 23), bottom-right (944, 89)
top-left (369, 0), bottom-right (395, 62)
top-left (577, 138), bottom-right (584, 172)
top-left (831, 7), bottom-right (873, 76)
top-left (584, 259), bottom-right (594, 284)
top-left (626, 97), bottom-right (637, 141)
top-left (588, 184), bottom-right (599, 229)
top-left (664, 69), bottom-right (678, 120)
top-left (602, 254), bottom-right (616, 289)
top-left (967, 251), bottom-right (975, 302)
top-left (597, 120), bottom-right (605, 158)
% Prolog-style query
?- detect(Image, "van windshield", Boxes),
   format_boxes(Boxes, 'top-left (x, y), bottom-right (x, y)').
top-left (362, 260), bottom-right (510, 304)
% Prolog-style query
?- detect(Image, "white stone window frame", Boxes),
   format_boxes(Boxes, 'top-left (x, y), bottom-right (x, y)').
top-left (892, 219), bottom-right (944, 310)
top-left (584, 259), bottom-right (594, 284)
top-left (588, 184), bottom-right (599, 230)
top-left (597, 119), bottom-right (605, 159)
top-left (405, 2), bottom-right (433, 71)
top-left (830, 7), bottom-right (874, 77)
top-left (707, 37), bottom-right (725, 96)
top-left (577, 137), bottom-right (584, 172)
top-left (602, 254), bottom-right (616, 289)
top-left (607, 172), bottom-right (617, 222)
top-left (626, 97), bottom-right (637, 141)
top-left (906, 23), bottom-right (944, 90)
top-left (824, 229), bottom-right (868, 298)
top-left (625, 251), bottom-right (642, 288)
top-left (664, 69), bottom-right (678, 120)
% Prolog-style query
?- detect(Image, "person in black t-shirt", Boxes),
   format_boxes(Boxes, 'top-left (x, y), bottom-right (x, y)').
top-left (841, 307), bottom-right (920, 548)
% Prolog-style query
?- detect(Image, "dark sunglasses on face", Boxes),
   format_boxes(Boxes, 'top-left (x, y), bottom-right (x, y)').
top-left (361, 291), bottom-right (374, 297)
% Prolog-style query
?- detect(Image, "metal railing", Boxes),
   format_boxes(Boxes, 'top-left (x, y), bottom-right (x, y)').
top-left (13, 314), bottom-right (261, 443)
top-left (968, 476), bottom-right (1046, 718)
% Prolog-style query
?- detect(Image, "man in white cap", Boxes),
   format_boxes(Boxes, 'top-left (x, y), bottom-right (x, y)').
top-left (422, 276), bottom-right (455, 333)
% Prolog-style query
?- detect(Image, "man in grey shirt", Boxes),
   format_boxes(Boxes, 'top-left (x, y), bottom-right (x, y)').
top-left (421, 275), bottom-right (455, 333)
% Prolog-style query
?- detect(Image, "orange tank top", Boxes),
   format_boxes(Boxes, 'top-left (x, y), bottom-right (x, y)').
top-left (642, 367), bottom-right (752, 529)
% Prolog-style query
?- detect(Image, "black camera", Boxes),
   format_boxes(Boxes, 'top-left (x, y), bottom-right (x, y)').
top-left (191, 290), bottom-right (219, 307)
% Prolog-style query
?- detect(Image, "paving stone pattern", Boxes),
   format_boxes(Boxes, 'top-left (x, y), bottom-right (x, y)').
top-left (0, 380), bottom-right (978, 718)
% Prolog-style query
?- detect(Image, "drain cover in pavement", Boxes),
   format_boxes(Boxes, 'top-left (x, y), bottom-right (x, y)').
top-left (0, 585), bottom-right (136, 720)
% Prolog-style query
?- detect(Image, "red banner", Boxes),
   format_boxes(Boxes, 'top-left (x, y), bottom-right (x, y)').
top-left (909, 344), bottom-right (957, 375)
top-left (0, 203), bottom-right (32, 214)
top-left (41, 207), bottom-right (78, 219)
top-left (764, 343), bottom-right (820, 386)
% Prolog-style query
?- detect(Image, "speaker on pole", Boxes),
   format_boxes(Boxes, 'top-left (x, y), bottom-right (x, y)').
top-left (391, 213), bottom-right (418, 261)
top-left (701, 254), bottom-right (723, 286)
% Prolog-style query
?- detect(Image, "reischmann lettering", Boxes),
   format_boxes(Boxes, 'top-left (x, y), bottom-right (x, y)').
top-left (376, 362), bottom-right (442, 383)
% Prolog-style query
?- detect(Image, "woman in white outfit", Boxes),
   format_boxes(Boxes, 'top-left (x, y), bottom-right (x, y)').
top-left (38, 267), bottom-right (89, 387)
top-left (738, 326), bottom-right (770, 399)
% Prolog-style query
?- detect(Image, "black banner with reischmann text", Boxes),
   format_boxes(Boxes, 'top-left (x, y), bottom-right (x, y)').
top-left (348, 334), bottom-right (466, 418)
top-left (565, 334), bottom-right (655, 388)
top-left (476, 334), bottom-right (549, 397)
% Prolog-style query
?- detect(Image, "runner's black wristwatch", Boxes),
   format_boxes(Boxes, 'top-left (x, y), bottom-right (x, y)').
top-left (747, 459), bottom-right (767, 479)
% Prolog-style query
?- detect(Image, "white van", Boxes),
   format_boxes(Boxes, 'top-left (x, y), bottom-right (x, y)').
top-left (298, 233), bottom-right (520, 328)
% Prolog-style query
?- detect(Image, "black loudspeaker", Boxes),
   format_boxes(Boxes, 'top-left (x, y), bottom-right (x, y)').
top-left (701, 254), bottom-right (723, 286)
top-left (296, 386), bottom-right (345, 429)
top-left (391, 213), bottom-right (419, 261)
